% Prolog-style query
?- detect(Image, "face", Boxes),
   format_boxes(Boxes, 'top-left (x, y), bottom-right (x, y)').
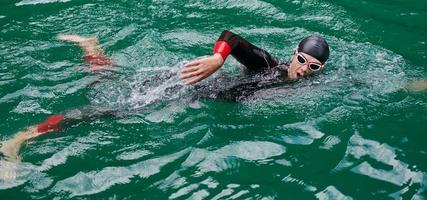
top-left (287, 51), bottom-right (324, 80)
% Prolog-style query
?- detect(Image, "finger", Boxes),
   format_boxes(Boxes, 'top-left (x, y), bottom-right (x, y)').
top-left (180, 69), bottom-right (203, 80)
top-left (180, 68), bottom-right (198, 79)
top-left (180, 66), bottom-right (198, 73)
top-left (180, 72), bottom-right (193, 80)
top-left (184, 59), bottom-right (201, 67)
top-left (185, 74), bottom-right (205, 85)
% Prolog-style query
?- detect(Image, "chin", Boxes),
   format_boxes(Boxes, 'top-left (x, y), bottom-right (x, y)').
top-left (288, 73), bottom-right (298, 80)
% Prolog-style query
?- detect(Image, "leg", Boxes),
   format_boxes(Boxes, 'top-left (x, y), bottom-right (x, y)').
top-left (1, 106), bottom-right (117, 162)
top-left (57, 34), bottom-right (105, 57)
top-left (0, 126), bottom-right (39, 162)
top-left (58, 34), bottom-right (112, 69)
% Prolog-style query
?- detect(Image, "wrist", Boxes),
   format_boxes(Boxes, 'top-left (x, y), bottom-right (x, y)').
top-left (213, 53), bottom-right (224, 67)
top-left (213, 40), bottom-right (231, 61)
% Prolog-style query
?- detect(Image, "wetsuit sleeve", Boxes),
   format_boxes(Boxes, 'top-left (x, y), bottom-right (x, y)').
top-left (214, 30), bottom-right (279, 71)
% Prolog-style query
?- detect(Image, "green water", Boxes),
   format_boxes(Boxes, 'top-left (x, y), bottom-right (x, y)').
top-left (1, 0), bottom-right (427, 199)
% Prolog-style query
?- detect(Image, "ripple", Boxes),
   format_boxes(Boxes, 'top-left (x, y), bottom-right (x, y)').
top-left (15, 0), bottom-right (71, 6)
top-left (215, 141), bottom-right (285, 161)
top-left (185, 0), bottom-right (285, 20)
top-left (319, 135), bottom-right (341, 150)
top-left (39, 135), bottom-right (96, 171)
top-left (315, 186), bottom-right (352, 200)
top-left (53, 148), bottom-right (189, 197)
top-left (0, 85), bottom-right (55, 104)
top-left (334, 134), bottom-right (427, 197)
top-left (277, 122), bottom-right (324, 145)
top-left (169, 183), bottom-right (199, 199)
top-left (0, 161), bottom-right (51, 191)
top-left (144, 101), bottom-right (187, 123)
top-left (162, 30), bottom-right (214, 48)
top-left (282, 174), bottom-right (317, 193)
top-left (116, 149), bottom-right (152, 161)
top-left (182, 141), bottom-right (286, 175)
top-left (12, 99), bottom-right (51, 114)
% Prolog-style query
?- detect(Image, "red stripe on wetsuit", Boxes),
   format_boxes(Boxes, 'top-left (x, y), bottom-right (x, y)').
top-left (84, 55), bottom-right (112, 69)
top-left (37, 114), bottom-right (65, 134)
top-left (213, 41), bottom-right (232, 60)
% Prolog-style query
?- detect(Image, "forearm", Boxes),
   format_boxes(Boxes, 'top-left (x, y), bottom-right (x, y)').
top-left (214, 30), bottom-right (279, 71)
top-left (181, 30), bottom-right (278, 84)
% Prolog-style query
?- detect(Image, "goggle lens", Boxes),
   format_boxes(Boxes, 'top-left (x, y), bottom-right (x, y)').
top-left (309, 63), bottom-right (321, 71)
top-left (297, 54), bottom-right (306, 64)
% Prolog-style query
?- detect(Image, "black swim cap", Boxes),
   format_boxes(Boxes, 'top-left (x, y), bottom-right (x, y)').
top-left (298, 35), bottom-right (330, 64)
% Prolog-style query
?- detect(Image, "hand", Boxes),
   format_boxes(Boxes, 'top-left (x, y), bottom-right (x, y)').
top-left (180, 54), bottom-right (224, 85)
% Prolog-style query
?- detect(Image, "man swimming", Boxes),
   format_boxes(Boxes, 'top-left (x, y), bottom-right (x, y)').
top-left (0, 31), bottom-right (331, 174)
top-left (3, 30), bottom-right (427, 182)
top-left (180, 30), bottom-right (330, 84)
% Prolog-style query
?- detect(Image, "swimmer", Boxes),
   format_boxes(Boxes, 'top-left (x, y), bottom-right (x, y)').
top-left (3, 32), bottom-right (425, 181)
top-left (1, 31), bottom-right (330, 169)
top-left (180, 30), bottom-right (330, 84)
top-left (180, 30), bottom-right (427, 93)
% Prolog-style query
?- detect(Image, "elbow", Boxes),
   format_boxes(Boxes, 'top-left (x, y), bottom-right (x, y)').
top-left (221, 29), bottom-right (231, 34)
top-left (218, 30), bottom-right (236, 41)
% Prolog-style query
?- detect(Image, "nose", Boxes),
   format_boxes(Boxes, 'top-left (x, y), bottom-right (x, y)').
top-left (300, 64), bottom-right (310, 73)
top-left (296, 64), bottom-right (309, 77)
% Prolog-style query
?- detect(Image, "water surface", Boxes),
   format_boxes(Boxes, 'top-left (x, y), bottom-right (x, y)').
top-left (1, 0), bottom-right (426, 199)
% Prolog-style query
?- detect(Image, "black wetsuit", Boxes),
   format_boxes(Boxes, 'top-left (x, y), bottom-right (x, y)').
top-left (37, 31), bottom-right (290, 134)
top-left (208, 30), bottom-right (290, 101)
top-left (217, 30), bottom-right (285, 71)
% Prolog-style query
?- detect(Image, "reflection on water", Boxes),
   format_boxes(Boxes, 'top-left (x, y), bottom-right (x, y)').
top-left (53, 149), bottom-right (189, 197)
top-left (315, 186), bottom-right (352, 200)
top-left (334, 134), bottom-right (427, 199)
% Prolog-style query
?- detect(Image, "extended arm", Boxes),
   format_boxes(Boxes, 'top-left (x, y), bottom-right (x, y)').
top-left (181, 30), bottom-right (279, 84)
top-left (215, 30), bottom-right (279, 70)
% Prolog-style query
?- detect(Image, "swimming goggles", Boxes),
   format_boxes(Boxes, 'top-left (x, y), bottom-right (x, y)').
top-left (295, 50), bottom-right (324, 71)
